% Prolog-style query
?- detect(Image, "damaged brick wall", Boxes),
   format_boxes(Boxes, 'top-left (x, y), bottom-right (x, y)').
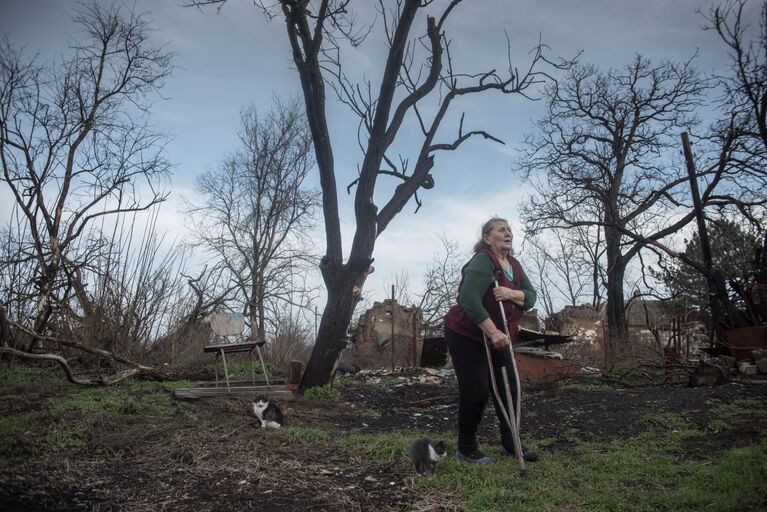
top-left (546, 305), bottom-right (603, 345)
top-left (344, 300), bottom-right (423, 369)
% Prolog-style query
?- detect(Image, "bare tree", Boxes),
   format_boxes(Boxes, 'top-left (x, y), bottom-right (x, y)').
top-left (0, 3), bottom-right (173, 340)
top-left (190, 0), bottom-right (574, 389)
top-left (384, 269), bottom-right (414, 305)
top-left (415, 233), bottom-right (463, 336)
top-left (524, 228), bottom-right (596, 314)
top-left (523, 240), bottom-right (555, 320)
top-left (71, 209), bottom-right (197, 360)
top-left (705, 0), bottom-right (767, 163)
top-left (267, 305), bottom-right (314, 367)
top-left (185, 99), bottom-right (320, 342)
top-left (517, 55), bottom-right (718, 346)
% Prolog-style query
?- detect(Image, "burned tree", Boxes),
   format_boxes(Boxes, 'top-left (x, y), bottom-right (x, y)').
top-left (642, 1), bottom-right (767, 335)
top-left (190, 0), bottom-right (573, 388)
top-left (517, 55), bottom-right (712, 346)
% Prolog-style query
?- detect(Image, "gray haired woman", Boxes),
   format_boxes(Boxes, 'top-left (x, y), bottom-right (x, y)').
top-left (443, 217), bottom-right (538, 464)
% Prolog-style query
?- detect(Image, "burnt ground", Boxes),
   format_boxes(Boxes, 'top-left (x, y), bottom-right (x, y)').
top-left (1, 368), bottom-right (766, 512)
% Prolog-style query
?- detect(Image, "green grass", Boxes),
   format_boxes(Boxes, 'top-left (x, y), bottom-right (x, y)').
top-left (1, 367), bottom-right (765, 510)
top-left (640, 412), bottom-right (704, 442)
top-left (274, 421), bottom-right (761, 511)
top-left (45, 421), bottom-right (90, 451)
top-left (0, 366), bottom-right (62, 387)
top-left (126, 378), bottom-right (196, 391)
top-left (48, 378), bottom-right (192, 416)
top-left (355, 409), bottom-right (381, 419)
top-left (409, 431), bottom-right (766, 512)
top-left (0, 414), bottom-right (39, 456)
top-left (0, 368), bottom-right (185, 456)
top-left (338, 432), bottom-right (413, 463)
top-left (278, 426), bottom-right (333, 443)
top-left (672, 441), bottom-right (767, 511)
top-left (709, 398), bottom-right (765, 432)
top-left (48, 384), bottom-right (177, 417)
top-left (0, 409), bottom-right (94, 455)
top-left (303, 385), bottom-right (342, 401)
top-left (552, 382), bottom-right (606, 394)
top-left (411, 404), bottom-right (767, 512)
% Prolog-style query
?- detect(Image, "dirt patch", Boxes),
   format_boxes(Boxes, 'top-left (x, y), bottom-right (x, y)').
top-left (1, 369), bottom-right (766, 511)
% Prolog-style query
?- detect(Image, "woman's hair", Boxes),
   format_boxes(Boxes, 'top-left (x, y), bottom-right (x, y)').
top-left (472, 217), bottom-right (510, 253)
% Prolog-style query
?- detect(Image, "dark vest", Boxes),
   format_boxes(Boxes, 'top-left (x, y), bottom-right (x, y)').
top-left (443, 248), bottom-right (525, 347)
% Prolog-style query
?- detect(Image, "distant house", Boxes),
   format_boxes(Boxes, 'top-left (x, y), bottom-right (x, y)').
top-left (625, 299), bottom-right (675, 329)
top-left (546, 304), bottom-right (600, 333)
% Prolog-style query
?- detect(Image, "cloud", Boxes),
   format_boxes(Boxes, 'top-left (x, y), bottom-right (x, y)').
top-left (364, 181), bottom-right (533, 300)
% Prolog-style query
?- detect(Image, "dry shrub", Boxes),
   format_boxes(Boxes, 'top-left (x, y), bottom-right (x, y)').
top-left (559, 338), bottom-right (606, 369)
top-left (265, 314), bottom-right (314, 371)
top-left (146, 322), bottom-right (213, 368)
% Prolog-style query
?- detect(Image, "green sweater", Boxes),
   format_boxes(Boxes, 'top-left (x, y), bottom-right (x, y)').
top-left (458, 252), bottom-right (537, 325)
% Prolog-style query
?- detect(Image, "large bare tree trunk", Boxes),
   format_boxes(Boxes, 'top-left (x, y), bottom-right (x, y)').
top-left (604, 227), bottom-right (628, 356)
top-left (301, 265), bottom-right (362, 388)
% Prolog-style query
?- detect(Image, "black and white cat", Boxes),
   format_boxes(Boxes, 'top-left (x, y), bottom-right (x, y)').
top-left (251, 396), bottom-right (284, 428)
top-left (409, 438), bottom-right (447, 477)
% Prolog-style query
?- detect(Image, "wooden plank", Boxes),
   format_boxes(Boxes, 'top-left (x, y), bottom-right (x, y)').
top-left (193, 378), bottom-right (285, 386)
top-left (203, 342), bottom-right (264, 353)
top-left (173, 384), bottom-right (296, 400)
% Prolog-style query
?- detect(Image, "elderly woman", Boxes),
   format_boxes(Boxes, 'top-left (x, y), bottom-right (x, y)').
top-left (444, 217), bottom-right (538, 464)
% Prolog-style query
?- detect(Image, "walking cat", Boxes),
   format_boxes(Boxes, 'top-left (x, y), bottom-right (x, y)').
top-left (409, 438), bottom-right (447, 476)
top-left (251, 396), bottom-right (284, 428)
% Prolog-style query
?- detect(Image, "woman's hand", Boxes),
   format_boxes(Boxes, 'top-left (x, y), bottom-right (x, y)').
top-left (478, 318), bottom-right (510, 349)
top-left (488, 330), bottom-right (510, 349)
top-left (493, 286), bottom-right (525, 306)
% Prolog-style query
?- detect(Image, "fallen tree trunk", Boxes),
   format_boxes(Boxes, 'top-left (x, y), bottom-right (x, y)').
top-left (2, 318), bottom-right (165, 386)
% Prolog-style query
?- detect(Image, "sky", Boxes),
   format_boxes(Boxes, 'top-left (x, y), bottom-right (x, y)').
top-left (0, 0), bottom-right (758, 313)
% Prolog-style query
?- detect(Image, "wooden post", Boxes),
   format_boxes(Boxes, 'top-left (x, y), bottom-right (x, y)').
top-left (412, 314), bottom-right (418, 367)
top-left (287, 360), bottom-right (303, 392)
top-left (391, 285), bottom-right (395, 372)
top-left (681, 132), bottom-right (724, 342)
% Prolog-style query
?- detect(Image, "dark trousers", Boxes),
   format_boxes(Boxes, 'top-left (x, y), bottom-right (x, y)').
top-left (445, 326), bottom-right (519, 454)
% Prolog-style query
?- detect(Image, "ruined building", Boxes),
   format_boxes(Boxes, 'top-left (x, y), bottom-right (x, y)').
top-left (343, 300), bottom-right (423, 369)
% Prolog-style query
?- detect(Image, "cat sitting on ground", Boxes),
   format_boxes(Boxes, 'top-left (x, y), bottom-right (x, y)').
top-left (251, 396), bottom-right (284, 428)
top-left (409, 437), bottom-right (447, 477)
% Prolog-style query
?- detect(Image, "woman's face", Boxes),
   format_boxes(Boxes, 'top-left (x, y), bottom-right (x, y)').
top-left (484, 221), bottom-right (513, 255)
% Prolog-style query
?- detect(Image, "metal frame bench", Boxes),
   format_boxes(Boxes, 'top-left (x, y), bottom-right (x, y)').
top-left (203, 340), bottom-right (270, 392)
top-left (204, 310), bottom-right (273, 393)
